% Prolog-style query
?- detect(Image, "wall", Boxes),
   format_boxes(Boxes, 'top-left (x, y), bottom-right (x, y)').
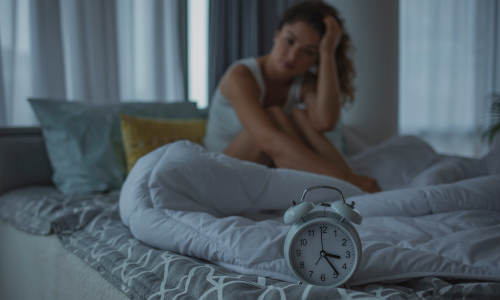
top-left (325, 0), bottom-right (399, 146)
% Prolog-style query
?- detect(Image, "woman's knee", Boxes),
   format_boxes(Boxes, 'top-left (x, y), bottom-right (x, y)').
top-left (266, 106), bottom-right (286, 120)
top-left (291, 107), bottom-right (307, 117)
top-left (291, 108), bottom-right (327, 139)
top-left (291, 108), bottom-right (310, 127)
top-left (266, 106), bottom-right (291, 129)
top-left (266, 106), bottom-right (304, 142)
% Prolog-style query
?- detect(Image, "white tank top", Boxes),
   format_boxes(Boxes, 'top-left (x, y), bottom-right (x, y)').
top-left (203, 57), bottom-right (304, 153)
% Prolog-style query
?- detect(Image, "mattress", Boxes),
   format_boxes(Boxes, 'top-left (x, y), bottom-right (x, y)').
top-left (1, 186), bottom-right (499, 299)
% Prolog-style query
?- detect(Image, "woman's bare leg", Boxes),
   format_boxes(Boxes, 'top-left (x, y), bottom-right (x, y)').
top-left (224, 130), bottom-right (274, 166)
top-left (266, 106), bottom-right (304, 144)
top-left (223, 106), bottom-right (305, 167)
top-left (290, 108), bottom-right (381, 193)
top-left (290, 108), bottom-right (352, 173)
top-left (224, 106), bottom-right (381, 193)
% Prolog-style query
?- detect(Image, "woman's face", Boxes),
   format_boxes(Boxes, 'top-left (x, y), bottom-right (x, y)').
top-left (271, 21), bottom-right (321, 77)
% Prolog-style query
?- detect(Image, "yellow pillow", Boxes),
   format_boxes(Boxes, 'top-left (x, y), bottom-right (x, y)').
top-left (120, 115), bottom-right (207, 172)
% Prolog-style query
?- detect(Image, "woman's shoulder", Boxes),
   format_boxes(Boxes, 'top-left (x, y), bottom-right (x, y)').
top-left (220, 63), bottom-right (260, 102)
top-left (221, 64), bottom-right (257, 88)
top-left (227, 63), bottom-right (254, 78)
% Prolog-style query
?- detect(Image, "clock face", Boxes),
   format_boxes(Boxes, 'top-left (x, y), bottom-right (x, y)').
top-left (290, 222), bottom-right (357, 286)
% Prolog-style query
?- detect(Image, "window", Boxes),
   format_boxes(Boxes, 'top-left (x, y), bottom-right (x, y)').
top-left (399, 0), bottom-right (499, 157)
top-left (188, 0), bottom-right (209, 109)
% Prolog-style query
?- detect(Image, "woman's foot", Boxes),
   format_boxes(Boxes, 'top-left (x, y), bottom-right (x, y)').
top-left (347, 174), bottom-right (381, 193)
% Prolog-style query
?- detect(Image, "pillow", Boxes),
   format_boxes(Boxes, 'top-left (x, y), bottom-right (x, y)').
top-left (409, 157), bottom-right (488, 188)
top-left (29, 98), bottom-right (200, 195)
top-left (120, 115), bottom-right (207, 172)
top-left (482, 137), bottom-right (500, 175)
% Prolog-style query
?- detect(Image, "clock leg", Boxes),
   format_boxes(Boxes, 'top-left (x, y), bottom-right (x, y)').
top-left (298, 281), bottom-right (302, 285)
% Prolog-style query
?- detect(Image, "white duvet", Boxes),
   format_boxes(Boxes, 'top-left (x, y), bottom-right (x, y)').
top-left (119, 136), bottom-right (500, 285)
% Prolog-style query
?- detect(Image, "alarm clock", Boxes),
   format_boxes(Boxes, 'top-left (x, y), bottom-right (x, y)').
top-left (283, 185), bottom-right (362, 288)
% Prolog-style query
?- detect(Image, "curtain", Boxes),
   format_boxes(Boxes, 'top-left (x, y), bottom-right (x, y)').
top-left (399, 0), bottom-right (499, 138)
top-left (0, 0), bottom-right (33, 126)
top-left (0, 0), bottom-right (188, 127)
top-left (208, 0), bottom-right (306, 103)
top-left (116, 0), bottom-right (188, 102)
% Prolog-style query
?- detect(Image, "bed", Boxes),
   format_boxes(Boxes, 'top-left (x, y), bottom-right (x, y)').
top-left (1, 123), bottom-right (500, 300)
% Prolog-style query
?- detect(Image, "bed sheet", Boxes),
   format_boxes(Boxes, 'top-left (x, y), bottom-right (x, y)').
top-left (1, 187), bottom-right (500, 299)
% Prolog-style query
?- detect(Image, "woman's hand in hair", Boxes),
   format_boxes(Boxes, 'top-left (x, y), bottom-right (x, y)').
top-left (320, 16), bottom-right (342, 55)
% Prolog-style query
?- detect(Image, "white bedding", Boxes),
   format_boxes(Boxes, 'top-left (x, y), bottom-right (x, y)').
top-left (119, 136), bottom-right (500, 285)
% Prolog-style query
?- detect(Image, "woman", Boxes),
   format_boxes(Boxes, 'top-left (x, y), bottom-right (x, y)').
top-left (204, 1), bottom-right (380, 193)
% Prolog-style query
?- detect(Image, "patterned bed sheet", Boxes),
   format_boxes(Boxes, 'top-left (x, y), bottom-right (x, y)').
top-left (1, 186), bottom-right (499, 300)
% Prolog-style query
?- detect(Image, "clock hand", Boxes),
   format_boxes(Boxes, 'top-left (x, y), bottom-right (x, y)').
top-left (315, 256), bottom-right (322, 265)
top-left (324, 256), bottom-right (340, 276)
top-left (320, 226), bottom-right (324, 251)
top-left (324, 252), bottom-right (341, 259)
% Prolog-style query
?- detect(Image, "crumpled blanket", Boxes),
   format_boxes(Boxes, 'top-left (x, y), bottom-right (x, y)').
top-left (120, 136), bottom-right (500, 284)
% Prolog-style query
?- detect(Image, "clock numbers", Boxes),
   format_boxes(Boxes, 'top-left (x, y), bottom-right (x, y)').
top-left (291, 222), bottom-right (357, 286)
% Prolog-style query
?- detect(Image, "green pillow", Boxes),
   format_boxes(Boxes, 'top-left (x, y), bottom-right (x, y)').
top-left (29, 99), bottom-right (200, 195)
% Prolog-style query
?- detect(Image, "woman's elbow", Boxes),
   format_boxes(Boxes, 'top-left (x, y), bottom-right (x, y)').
top-left (313, 119), bottom-right (337, 132)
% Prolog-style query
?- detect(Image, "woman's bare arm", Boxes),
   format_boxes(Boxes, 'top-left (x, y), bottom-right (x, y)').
top-left (303, 16), bottom-right (343, 132)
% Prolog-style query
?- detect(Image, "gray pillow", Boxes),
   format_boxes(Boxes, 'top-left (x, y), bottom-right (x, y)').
top-left (29, 99), bottom-right (200, 195)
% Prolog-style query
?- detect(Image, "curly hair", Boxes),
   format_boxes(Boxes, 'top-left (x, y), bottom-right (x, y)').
top-left (277, 1), bottom-right (356, 105)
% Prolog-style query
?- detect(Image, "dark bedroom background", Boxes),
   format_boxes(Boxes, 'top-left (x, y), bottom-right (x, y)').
top-left (0, 0), bottom-right (499, 157)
